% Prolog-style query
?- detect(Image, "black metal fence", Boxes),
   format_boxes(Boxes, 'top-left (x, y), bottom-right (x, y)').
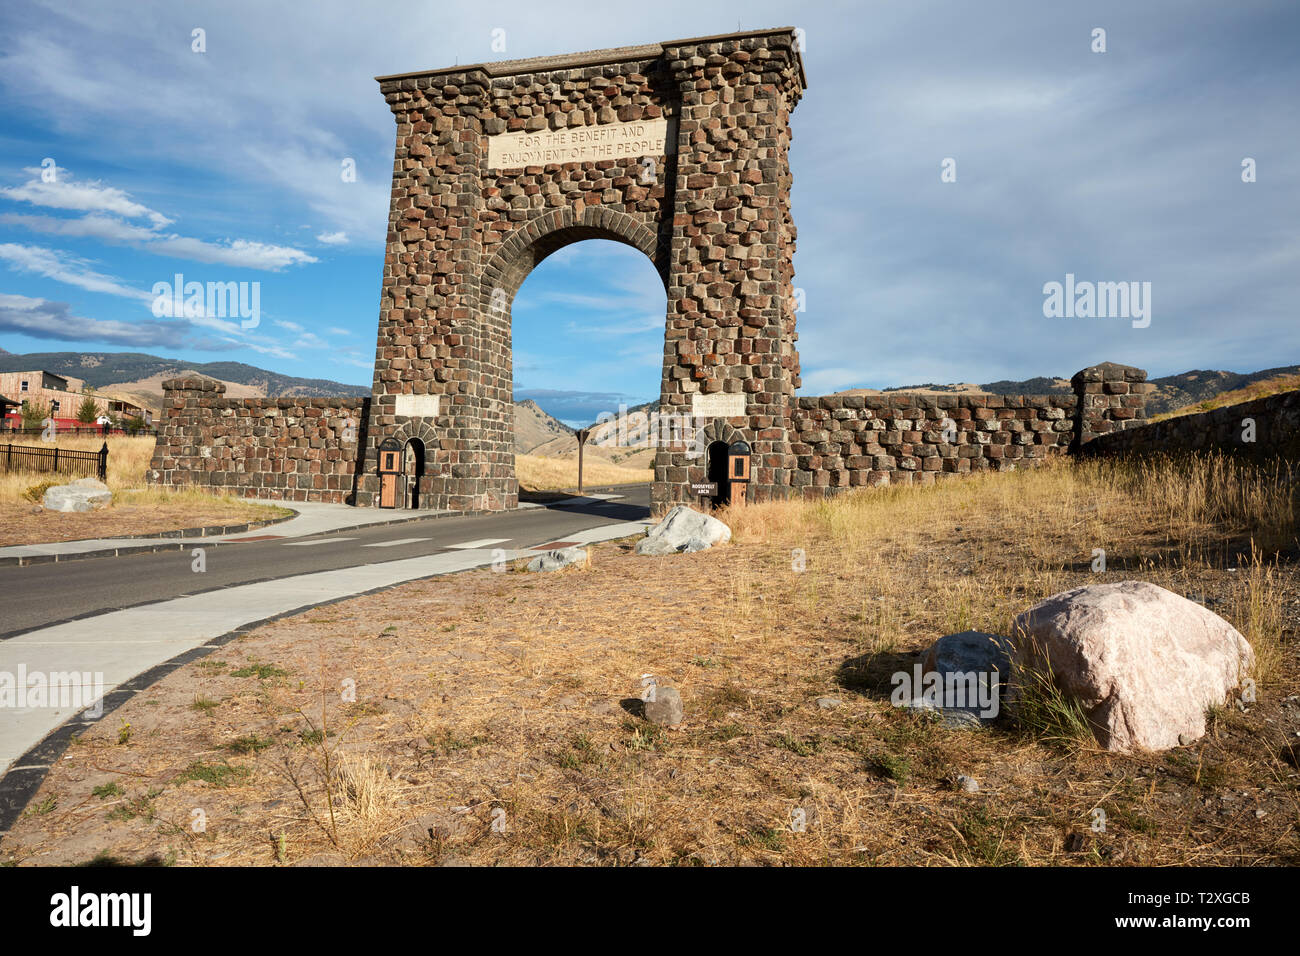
top-left (0, 442), bottom-right (109, 482)
top-left (0, 424), bottom-right (154, 438)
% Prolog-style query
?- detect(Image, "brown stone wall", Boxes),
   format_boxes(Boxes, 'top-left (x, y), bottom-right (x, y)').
top-left (1082, 388), bottom-right (1300, 461)
top-left (788, 392), bottom-right (1077, 497)
top-left (147, 378), bottom-right (368, 504)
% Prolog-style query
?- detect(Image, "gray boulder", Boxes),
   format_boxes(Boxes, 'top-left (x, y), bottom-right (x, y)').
top-left (644, 686), bottom-right (684, 727)
top-left (900, 631), bottom-right (1012, 727)
top-left (635, 506), bottom-right (731, 556)
top-left (43, 478), bottom-right (113, 513)
top-left (526, 546), bottom-right (589, 572)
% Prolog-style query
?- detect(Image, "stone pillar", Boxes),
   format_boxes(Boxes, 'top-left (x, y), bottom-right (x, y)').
top-left (148, 376), bottom-right (227, 489)
top-left (1070, 361), bottom-right (1150, 451)
top-left (361, 68), bottom-right (497, 512)
top-left (653, 32), bottom-right (806, 511)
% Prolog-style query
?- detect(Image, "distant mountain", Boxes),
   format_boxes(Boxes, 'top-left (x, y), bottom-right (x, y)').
top-left (0, 351), bottom-right (369, 399)
top-left (1143, 366), bottom-right (1300, 415)
top-left (514, 399), bottom-right (573, 453)
top-left (833, 366), bottom-right (1300, 417)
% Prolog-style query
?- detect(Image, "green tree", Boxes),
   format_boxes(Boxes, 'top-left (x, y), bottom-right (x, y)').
top-left (75, 393), bottom-right (101, 424)
top-left (20, 399), bottom-right (51, 429)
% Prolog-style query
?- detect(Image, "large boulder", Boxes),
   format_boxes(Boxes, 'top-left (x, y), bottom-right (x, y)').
top-left (526, 547), bottom-right (589, 572)
top-left (635, 506), bottom-right (731, 556)
top-left (42, 478), bottom-right (113, 513)
top-left (1012, 581), bottom-right (1254, 752)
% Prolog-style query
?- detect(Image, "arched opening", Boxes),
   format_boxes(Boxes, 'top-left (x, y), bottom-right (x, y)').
top-left (706, 440), bottom-right (731, 507)
top-left (403, 437), bottom-right (425, 509)
top-left (505, 233), bottom-right (668, 495)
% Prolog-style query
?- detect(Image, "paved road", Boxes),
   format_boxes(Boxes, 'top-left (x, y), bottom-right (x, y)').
top-left (0, 487), bottom-right (650, 638)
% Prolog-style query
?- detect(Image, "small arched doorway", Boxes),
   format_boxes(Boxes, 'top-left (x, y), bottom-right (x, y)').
top-left (706, 440), bottom-right (730, 507)
top-left (403, 438), bottom-right (425, 509)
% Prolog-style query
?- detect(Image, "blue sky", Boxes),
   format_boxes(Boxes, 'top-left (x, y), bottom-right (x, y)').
top-left (0, 0), bottom-right (1296, 427)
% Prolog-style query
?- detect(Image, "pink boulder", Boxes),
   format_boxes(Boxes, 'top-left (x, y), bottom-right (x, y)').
top-left (1012, 581), bottom-right (1254, 752)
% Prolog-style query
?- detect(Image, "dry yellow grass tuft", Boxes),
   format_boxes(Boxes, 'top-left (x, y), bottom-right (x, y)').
top-left (516, 452), bottom-right (652, 491)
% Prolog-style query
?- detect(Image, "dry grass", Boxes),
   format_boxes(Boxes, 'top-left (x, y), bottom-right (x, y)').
top-left (516, 452), bottom-right (652, 491)
top-left (1151, 373), bottom-right (1300, 422)
top-left (0, 435), bottom-right (156, 503)
top-left (4, 453), bottom-right (1297, 867)
top-left (0, 434), bottom-right (293, 545)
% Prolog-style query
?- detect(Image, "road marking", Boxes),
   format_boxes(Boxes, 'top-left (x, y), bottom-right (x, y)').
top-left (446, 538), bottom-right (510, 550)
top-left (283, 537), bottom-right (358, 547)
top-left (224, 535), bottom-right (285, 542)
top-left (361, 537), bottom-right (433, 548)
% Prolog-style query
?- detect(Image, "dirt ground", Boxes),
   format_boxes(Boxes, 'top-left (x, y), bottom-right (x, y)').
top-left (3, 457), bottom-right (1298, 867)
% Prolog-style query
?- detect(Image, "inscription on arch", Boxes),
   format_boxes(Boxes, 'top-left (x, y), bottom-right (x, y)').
top-left (487, 117), bottom-right (671, 169)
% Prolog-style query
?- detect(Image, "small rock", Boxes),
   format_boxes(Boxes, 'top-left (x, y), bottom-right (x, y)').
top-left (588, 700), bottom-right (617, 716)
top-left (643, 686), bottom-right (683, 727)
top-left (43, 478), bottom-right (113, 513)
top-left (956, 774), bottom-right (979, 793)
top-left (1064, 832), bottom-right (1088, 853)
top-left (1255, 809), bottom-right (1268, 819)
top-left (1178, 733), bottom-right (1192, 747)
top-left (526, 546), bottom-right (589, 572)
top-left (815, 697), bottom-right (842, 710)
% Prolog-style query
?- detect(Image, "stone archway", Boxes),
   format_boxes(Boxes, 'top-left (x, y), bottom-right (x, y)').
top-left (355, 29), bottom-right (807, 512)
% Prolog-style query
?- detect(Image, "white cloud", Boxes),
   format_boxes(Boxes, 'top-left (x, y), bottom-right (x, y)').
top-left (316, 231), bottom-right (348, 245)
top-left (1, 167), bottom-right (172, 227)
top-left (0, 243), bottom-right (149, 301)
top-left (0, 168), bottom-right (317, 271)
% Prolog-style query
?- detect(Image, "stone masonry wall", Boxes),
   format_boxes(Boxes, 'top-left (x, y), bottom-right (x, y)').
top-left (785, 362), bottom-right (1152, 499)
top-left (788, 392), bottom-right (1076, 496)
top-left (1082, 387), bottom-right (1300, 461)
top-left (148, 378), bottom-right (368, 504)
top-left (148, 363), bottom-right (1156, 507)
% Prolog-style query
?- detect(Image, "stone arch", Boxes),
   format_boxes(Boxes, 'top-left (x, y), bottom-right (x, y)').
top-left (479, 206), bottom-right (667, 317)
top-left (360, 29), bottom-right (806, 513)
top-left (386, 419), bottom-right (439, 462)
top-left (696, 419), bottom-right (747, 448)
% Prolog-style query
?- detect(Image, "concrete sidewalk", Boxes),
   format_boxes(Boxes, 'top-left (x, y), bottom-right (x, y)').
top-left (0, 494), bottom-right (626, 565)
top-left (0, 516), bottom-right (650, 784)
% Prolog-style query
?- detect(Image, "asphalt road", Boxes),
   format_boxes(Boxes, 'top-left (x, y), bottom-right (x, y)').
top-left (0, 486), bottom-right (649, 638)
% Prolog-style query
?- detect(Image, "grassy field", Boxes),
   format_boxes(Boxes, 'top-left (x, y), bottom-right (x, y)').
top-left (516, 452), bottom-right (653, 491)
top-left (0, 435), bottom-right (292, 546)
top-left (4, 452), bottom-right (1296, 867)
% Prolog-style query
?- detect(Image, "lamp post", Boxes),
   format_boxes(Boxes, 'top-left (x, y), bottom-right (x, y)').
top-left (575, 428), bottom-right (592, 496)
